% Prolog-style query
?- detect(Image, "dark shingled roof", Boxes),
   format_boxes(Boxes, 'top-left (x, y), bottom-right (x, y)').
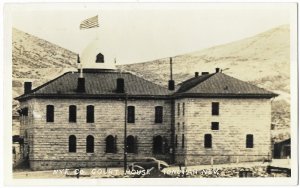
top-left (16, 71), bottom-right (172, 100)
top-left (15, 70), bottom-right (278, 101)
top-left (175, 72), bottom-right (278, 98)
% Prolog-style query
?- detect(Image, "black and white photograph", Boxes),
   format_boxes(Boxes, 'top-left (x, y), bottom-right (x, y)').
top-left (2, 1), bottom-right (298, 186)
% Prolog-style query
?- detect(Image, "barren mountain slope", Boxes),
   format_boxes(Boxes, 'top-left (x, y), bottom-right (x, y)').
top-left (119, 25), bottom-right (290, 95)
top-left (12, 28), bottom-right (77, 113)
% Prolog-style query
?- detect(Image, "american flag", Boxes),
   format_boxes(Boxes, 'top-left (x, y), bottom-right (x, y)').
top-left (80, 15), bottom-right (99, 30)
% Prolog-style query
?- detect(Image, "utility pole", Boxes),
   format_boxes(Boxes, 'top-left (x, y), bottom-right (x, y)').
top-left (124, 92), bottom-right (128, 174)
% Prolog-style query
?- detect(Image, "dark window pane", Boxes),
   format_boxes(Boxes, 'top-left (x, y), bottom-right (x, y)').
top-left (69, 105), bottom-right (77, 123)
top-left (69, 135), bottom-right (76, 152)
top-left (46, 105), bottom-right (54, 122)
top-left (126, 135), bottom-right (135, 153)
top-left (87, 105), bottom-right (94, 123)
top-left (127, 106), bottom-right (135, 123)
top-left (175, 135), bottom-right (178, 148)
top-left (182, 103), bottom-right (185, 116)
top-left (204, 134), bottom-right (212, 148)
top-left (22, 108), bottom-right (28, 116)
top-left (212, 102), bottom-right (219, 115)
top-left (155, 106), bottom-right (163, 123)
top-left (211, 122), bottom-right (219, 130)
top-left (153, 136), bottom-right (163, 154)
top-left (246, 134), bottom-right (254, 148)
top-left (177, 103), bottom-right (180, 116)
top-left (182, 134), bottom-right (185, 148)
top-left (86, 135), bottom-right (94, 153)
top-left (105, 135), bottom-right (115, 153)
top-left (96, 53), bottom-right (104, 63)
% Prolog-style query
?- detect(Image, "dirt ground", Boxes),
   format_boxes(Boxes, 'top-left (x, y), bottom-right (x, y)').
top-left (13, 161), bottom-right (290, 179)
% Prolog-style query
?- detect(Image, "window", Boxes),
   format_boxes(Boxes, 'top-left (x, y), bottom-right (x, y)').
top-left (105, 135), bottom-right (116, 153)
top-left (127, 106), bottom-right (135, 123)
top-left (182, 103), bottom-right (185, 116)
top-left (86, 135), bottom-right (94, 153)
top-left (211, 122), bottom-right (219, 130)
top-left (46, 105), bottom-right (54, 122)
top-left (153, 135), bottom-right (163, 154)
top-left (204, 134), bottom-right (212, 148)
top-left (69, 105), bottom-right (77, 123)
top-left (175, 135), bottom-right (178, 148)
top-left (126, 135), bottom-right (135, 153)
top-left (86, 105), bottom-right (94, 123)
top-left (96, 53), bottom-right (104, 63)
top-left (212, 102), bottom-right (219, 115)
top-left (182, 122), bottom-right (185, 132)
top-left (177, 123), bottom-right (180, 131)
top-left (177, 103), bottom-right (180, 116)
top-left (69, 135), bottom-right (76, 152)
top-left (246, 134), bottom-right (254, 148)
top-left (182, 134), bottom-right (185, 148)
top-left (22, 108), bottom-right (28, 116)
top-left (155, 106), bottom-right (163, 123)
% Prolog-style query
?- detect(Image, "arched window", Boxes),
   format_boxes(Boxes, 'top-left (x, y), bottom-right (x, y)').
top-left (153, 135), bottom-right (163, 154)
top-left (46, 105), bottom-right (54, 122)
top-left (126, 135), bottom-right (135, 153)
top-left (96, 53), bottom-right (104, 63)
top-left (204, 134), bottom-right (212, 148)
top-left (69, 135), bottom-right (76, 152)
top-left (86, 105), bottom-right (94, 123)
top-left (105, 135), bottom-right (115, 153)
top-left (86, 135), bottom-right (94, 153)
top-left (69, 105), bottom-right (77, 123)
top-left (155, 106), bottom-right (163, 123)
top-left (246, 134), bottom-right (254, 148)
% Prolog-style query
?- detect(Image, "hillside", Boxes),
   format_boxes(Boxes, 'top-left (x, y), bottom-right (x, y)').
top-left (12, 26), bottom-right (290, 135)
top-left (12, 28), bottom-right (77, 114)
top-left (118, 25), bottom-right (289, 94)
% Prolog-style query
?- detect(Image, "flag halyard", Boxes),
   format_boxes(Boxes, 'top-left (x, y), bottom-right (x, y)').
top-left (80, 15), bottom-right (99, 30)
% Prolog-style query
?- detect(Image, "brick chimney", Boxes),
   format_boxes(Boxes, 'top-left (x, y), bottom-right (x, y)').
top-left (77, 77), bottom-right (85, 92)
top-left (168, 57), bottom-right (175, 90)
top-left (116, 78), bottom-right (125, 93)
top-left (24, 82), bottom-right (32, 94)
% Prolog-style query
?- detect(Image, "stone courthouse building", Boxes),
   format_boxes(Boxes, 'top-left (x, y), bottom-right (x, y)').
top-left (15, 39), bottom-right (278, 170)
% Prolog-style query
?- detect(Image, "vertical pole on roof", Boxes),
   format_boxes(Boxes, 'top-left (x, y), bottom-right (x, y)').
top-left (170, 57), bottom-right (173, 80)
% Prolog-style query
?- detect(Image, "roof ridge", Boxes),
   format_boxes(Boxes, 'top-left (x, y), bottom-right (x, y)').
top-left (125, 71), bottom-right (170, 92)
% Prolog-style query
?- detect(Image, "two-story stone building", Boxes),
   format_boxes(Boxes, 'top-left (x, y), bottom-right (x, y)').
top-left (15, 39), bottom-right (277, 170)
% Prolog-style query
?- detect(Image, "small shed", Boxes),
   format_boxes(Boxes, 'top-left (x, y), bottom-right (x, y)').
top-left (273, 138), bottom-right (291, 159)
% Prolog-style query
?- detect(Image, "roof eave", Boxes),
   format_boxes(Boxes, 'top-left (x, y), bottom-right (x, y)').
top-left (173, 93), bottom-right (278, 99)
top-left (15, 93), bottom-right (171, 101)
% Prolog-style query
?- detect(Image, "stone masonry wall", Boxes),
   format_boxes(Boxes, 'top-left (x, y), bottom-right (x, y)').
top-left (20, 98), bottom-right (171, 170)
top-left (175, 98), bottom-right (272, 165)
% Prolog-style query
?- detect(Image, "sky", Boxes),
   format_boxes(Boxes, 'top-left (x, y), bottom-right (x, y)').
top-left (8, 3), bottom-right (294, 64)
